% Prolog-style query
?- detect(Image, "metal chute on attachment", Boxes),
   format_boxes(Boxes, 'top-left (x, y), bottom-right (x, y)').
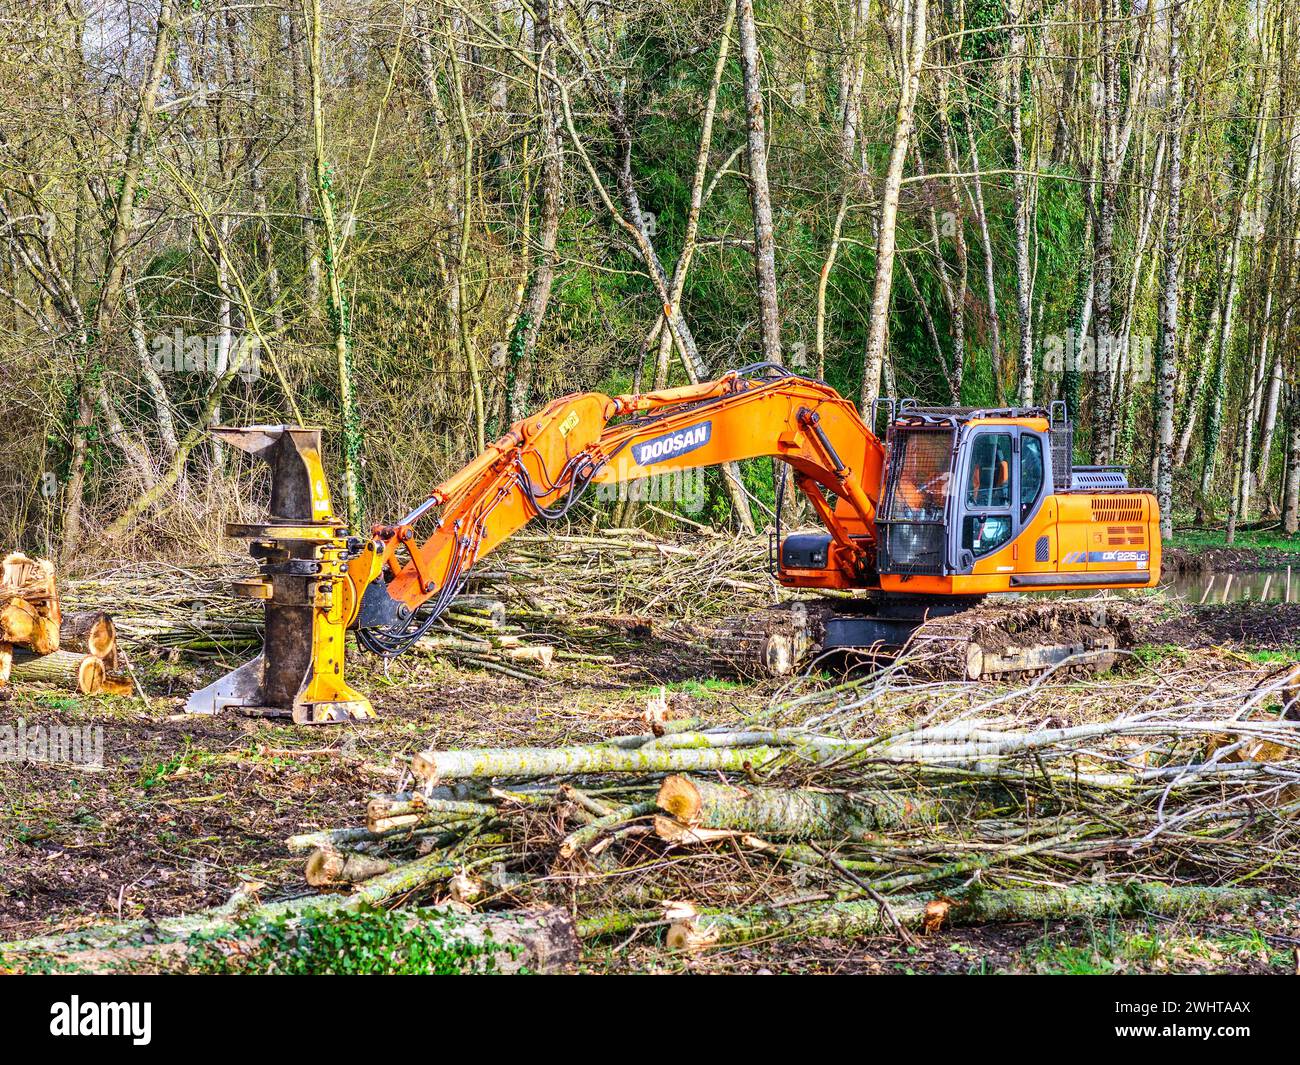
top-left (186, 426), bottom-right (373, 724)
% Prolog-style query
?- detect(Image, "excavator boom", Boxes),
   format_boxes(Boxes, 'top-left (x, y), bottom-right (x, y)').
top-left (350, 365), bottom-right (886, 654)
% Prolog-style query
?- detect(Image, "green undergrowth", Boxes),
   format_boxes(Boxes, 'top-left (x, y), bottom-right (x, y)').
top-left (1240, 648), bottom-right (1300, 664)
top-left (186, 905), bottom-right (508, 975)
top-left (635, 678), bottom-right (743, 698)
top-left (1132, 643), bottom-right (1192, 667)
top-left (1171, 527), bottom-right (1300, 556)
top-left (1027, 919), bottom-right (1294, 975)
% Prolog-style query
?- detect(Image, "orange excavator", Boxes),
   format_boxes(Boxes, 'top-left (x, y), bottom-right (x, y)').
top-left (187, 364), bottom-right (1160, 723)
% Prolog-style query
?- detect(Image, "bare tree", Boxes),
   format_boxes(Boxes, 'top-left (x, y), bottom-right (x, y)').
top-left (861, 0), bottom-right (926, 410)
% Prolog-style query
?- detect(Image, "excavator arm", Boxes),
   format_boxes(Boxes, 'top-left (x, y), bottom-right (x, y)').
top-left (348, 365), bottom-right (887, 656)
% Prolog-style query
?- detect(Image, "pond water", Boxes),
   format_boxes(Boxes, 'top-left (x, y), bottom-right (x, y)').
top-left (1162, 567), bottom-right (1299, 605)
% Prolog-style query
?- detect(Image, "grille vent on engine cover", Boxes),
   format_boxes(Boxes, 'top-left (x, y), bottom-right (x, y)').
top-left (1090, 497), bottom-right (1146, 523)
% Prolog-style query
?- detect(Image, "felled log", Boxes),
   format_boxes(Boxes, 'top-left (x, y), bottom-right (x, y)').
top-left (578, 883), bottom-right (1280, 946)
top-left (6, 849), bottom-right (440, 950)
top-left (412, 741), bottom-right (788, 784)
top-left (304, 848), bottom-right (393, 886)
top-left (413, 632), bottom-right (555, 670)
top-left (447, 596), bottom-right (507, 627)
top-left (364, 794), bottom-right (495, 833)
top-left (503, 645), bottom-right (554, 669)
top-left (0, 643), bottom-right (11, 687)
top-left (11, 649), bottom-right (104, 695)
top-left (59, 611), bottom-right (118, 664)
top-left (655, 775), bottom-right (943, 840)
top-left (0, 898), bottom-right (579, 975)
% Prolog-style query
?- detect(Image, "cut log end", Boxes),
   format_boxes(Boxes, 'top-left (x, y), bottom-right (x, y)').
top-left (656, 774), bottom-right (704, 823)
top-left (60, 611), bottom-right (118, 661)
top-left (78, 656), bottom-right (104, 695)
top-left (304, 848), bottom-right (393, 887)
top-left (0, 642), bottom-right (11, 687)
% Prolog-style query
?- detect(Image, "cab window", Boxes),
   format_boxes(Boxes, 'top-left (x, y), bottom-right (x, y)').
top-left (966, 434), bottom-right (1012, 508)
top-left (961, 432), bottom-right (1014, 556)
top-left (1020, 435), bottom-right (1044, 520)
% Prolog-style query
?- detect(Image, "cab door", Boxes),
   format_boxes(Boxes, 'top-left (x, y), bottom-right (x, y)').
top-left (954, 427), bottom-right (1049, 574)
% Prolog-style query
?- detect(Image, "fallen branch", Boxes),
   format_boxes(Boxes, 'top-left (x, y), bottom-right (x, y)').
top-left (578, 883), bottom-right (1283, 945)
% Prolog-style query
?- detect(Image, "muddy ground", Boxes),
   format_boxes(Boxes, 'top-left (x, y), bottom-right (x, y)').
top-left (1162, 544), bottom-right (1299, 577)
top-left (2, 583), bottom-right (1298, 974)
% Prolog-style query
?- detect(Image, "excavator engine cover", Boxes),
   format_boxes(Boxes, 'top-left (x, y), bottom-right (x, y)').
top-left (185, 426), bottom-right (374, 724)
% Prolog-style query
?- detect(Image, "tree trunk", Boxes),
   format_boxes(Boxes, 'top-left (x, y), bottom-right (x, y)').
top-left (736, 0), bottom-right (782, 364)
top-left (96, 0), bottom-right (174, 331)
top-left (860, 0), bottom-right (926, 410)
top-left (563, 62), bottom-right (755, 532)
top-left (59, 611), bottom-right (117, 662)
top-left (656, 775), bottom-right (942, 838)
top-left (1090, 0), bottom-right (1121, 463)
top-left (1284, 401), bottom-right (1300, 534)
top-left (1198, 90), bottom-right (1265, 517)
top-left (302, 0), bottom-right (366, 523)
top-left (962, 94), bottom-right (1004, 404)
top-left (615, 884), bottom-right (1278, 949)
top-left (412, 741), bottom-right (791, 783)
top-left (1, 897), bottom-right (578, 975)
top-left (507, 0), bottom-right (564, 422)
top-left (287, 6), bottom-right (322, 317)
top-left (1009, 1), bottom-right (1034, 405)
top-left (837, 0), bottom-right (871, 162)
top-left (1155, 0), bottom-right (1183, 541)
top-left (446, 37), bottom-right (488, 454)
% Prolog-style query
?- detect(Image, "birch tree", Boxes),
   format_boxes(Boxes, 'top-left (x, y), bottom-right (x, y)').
top-left (861, 0), bottom-right (927, 410)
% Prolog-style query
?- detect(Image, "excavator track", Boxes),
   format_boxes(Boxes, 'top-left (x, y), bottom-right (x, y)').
top-left (900, 599), bottom-right (1131, 681)
top-left (700, 598), bottom-right (1134, 682)
top-left (698, 602), bottom-right (830, 679)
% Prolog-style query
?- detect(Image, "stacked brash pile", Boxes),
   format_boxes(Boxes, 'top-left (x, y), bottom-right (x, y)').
top-left (0, 552), bottom-right (128, 696)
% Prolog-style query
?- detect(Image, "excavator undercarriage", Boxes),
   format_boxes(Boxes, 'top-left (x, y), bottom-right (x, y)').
top-left (697, 595), bottom-right (1129, 681)
top-left (187, 365), bottom-right (1159, 721)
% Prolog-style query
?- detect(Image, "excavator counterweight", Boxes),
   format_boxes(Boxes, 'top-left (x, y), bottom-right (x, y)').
top-left (190, 366), bottom-right (1160, 720)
